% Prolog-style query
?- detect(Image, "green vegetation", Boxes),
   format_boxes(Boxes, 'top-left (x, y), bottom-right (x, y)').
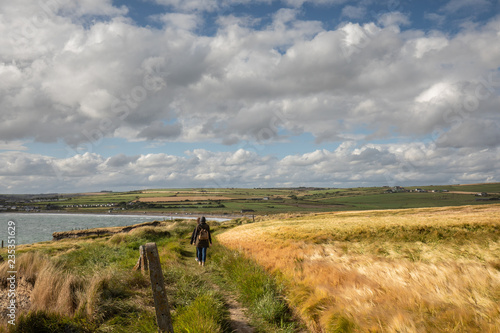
top-left (212, 246), bottom-right (298, 332)
top-left (327, 191), bottom-right (491, 210)
top-left (0, 220), bottom-right (303, 333)
top-left (10, 183), bottom-right (499, 215)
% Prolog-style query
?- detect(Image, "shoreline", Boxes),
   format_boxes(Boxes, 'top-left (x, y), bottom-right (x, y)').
top-left (1, 210), bottom-right (242, 221)
top-left (0, 211), bottom-right (239, 246)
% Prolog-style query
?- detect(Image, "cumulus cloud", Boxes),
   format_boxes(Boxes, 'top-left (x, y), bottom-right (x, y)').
top-left (152, 0), bottom-right (350, 12)
top-left (1, 0), bottom-right (500, 192)
top-left (1, 143), bottom-right (498, 193)
top-left (2, 0), bottom-right (499, 148)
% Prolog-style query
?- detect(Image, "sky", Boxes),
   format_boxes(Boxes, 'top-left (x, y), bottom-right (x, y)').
top-left (1, 0), bottom-right (500, 194)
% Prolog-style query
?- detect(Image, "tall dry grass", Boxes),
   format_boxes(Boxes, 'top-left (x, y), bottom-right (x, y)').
top-left (0, 251), bottom-right (86, 318)
top-left (217, 204), bottom-right (500, 332)
top-left (0, 237), bottom-right (152, 325)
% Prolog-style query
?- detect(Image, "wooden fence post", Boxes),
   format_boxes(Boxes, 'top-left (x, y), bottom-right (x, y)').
top-left (140, 245), bottom-right (148, 274)
top-left (145, 242), bottom-right (174, 333)
top-left (132, 245), bottom-right (149, 274)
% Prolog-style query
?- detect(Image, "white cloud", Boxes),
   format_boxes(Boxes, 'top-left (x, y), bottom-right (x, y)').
top-left (0, 141), bottom-right (28, 151)
top-left (156, 13), bottom-right (202, 31)
top-left (153, 0), bottom-right (219, 12)
top-left (436, 119), bottom-right (500, 148)
top-left (424, 13), bottom-right (446, 26)
top-left (408, 36), bottom-right (449, 59)
top-left (59, 0), bottom-right (128, 18)
top-left (341, 5), bottom-right (367, 19)
top-left (152, 0), bottom-right (349, 12)
top-left (2, 142), bottom-right (498, 193)
top-left (2, 0), bottom-right (498, 148)
top-left (377, 11), bottom-right (410, 28)
top-left (1, 1), bottom-right (500, 192)
top-left (4, 6), bottom-right (499, 149)
top-left (440, 0), bottom-right (492, 14)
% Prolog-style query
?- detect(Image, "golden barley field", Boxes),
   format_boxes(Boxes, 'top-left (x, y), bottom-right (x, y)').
top-left (217, 204), bottom-right (500, 332)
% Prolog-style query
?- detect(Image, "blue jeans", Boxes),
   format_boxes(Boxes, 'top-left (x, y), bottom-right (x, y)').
top-left (197, 247), bottom-right (207, 262)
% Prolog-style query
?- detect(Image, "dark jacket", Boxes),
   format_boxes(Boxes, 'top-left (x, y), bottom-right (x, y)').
top-left (191, 222), bottom-right (212, 248)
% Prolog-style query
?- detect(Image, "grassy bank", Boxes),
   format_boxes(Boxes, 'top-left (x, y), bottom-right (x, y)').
top-left (218, 204), bottom-right (500, 332)
top-left (0, 219), bottom-right (302, 332)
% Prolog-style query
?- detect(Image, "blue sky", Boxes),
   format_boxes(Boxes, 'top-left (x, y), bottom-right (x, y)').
top-left (1, 0), bottom-right (499, 193)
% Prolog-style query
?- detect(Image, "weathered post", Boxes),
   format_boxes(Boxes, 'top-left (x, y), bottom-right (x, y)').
top-left (145, 242), bottom-right (174, 333)
top-left (132, 245), bottom-right (149, 274)
top-left (140, 245), bottom-right (148, 274)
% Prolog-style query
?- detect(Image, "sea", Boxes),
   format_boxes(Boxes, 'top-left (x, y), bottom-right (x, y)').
top-left (0, 213), bottom-right (229, 245)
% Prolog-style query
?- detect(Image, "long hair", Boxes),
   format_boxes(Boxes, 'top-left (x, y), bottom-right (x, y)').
top-left (196, 217), bottom-right (201, 225)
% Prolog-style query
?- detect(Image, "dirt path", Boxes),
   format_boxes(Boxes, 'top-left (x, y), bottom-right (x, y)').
top-left (180, 241), bottom-right (255, 333)
top-left (224, 293), bottom-right (255, 333)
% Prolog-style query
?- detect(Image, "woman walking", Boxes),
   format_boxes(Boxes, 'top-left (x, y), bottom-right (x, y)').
top-left (191, 216), bottom-right (212, 266)
top-left (190, 217), bottom-right (201, 262)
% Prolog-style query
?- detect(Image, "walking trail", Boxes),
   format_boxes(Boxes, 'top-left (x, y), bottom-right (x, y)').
top-left (180, 239), bottom-right (255, 333)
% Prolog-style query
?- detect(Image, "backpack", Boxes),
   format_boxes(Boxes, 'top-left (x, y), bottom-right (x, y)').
top-left (198, 227), bottom-right (209, 241)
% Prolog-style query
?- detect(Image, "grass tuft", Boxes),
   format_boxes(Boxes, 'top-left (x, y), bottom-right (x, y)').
top-left (174, 293), bottom-right (228, 333)
top-left (212, 245), bottom-right (297, 331)
top-left (85, 270), bottom-right (136, 322)
top-left (325, 313), bottom-right (356, 333)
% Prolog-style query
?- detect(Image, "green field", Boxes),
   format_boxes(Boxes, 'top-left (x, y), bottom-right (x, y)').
top-left (9, 183), bottom-right (500, 215)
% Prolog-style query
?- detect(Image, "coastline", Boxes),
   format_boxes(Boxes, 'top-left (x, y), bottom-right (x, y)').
top-left (2, 210), bottom-right (240, 221)
top-left (0, 212), bottom-right (238, 246)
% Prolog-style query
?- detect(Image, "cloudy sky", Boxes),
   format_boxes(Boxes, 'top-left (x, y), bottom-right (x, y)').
top-left (1, 0), bottom-right (499, 193)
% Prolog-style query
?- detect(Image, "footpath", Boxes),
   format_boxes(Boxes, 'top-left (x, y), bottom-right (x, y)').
top-left (177, 238), bottom-right (255, 333)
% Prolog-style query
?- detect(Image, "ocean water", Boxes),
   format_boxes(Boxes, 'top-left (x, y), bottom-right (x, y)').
top-left (0, 213), bottom-right (228, 245)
